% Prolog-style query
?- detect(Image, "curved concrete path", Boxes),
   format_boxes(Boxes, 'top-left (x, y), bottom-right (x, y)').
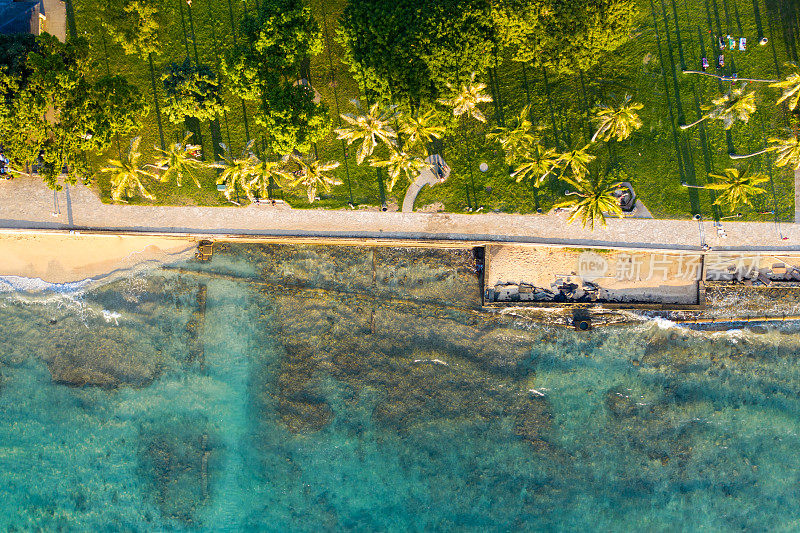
top-left (0, 176), bottom-right (797, 251)
top-left (402, 154), bottom-right (449, 213)
top-left (402, 170), bottom-right (439, 212)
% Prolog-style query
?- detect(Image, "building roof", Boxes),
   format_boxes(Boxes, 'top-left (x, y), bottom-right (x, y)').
top-left (0, 0), bottom-right (41, 36)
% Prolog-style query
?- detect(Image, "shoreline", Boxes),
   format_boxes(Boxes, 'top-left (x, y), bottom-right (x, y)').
top-left (0, 233), bottom-right (196, 284)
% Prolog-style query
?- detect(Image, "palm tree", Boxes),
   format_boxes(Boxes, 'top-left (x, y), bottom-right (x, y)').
top-left (248, 156), bottom-right (291, 202)
top-left (335, 101), bottom-right (397, 164)
top-left (437, 72), bottom-right (493, 123)
top-left (591, 94), bottom-right (644, 142)
top-left (729, 135), bottom-right (800, 169)
top-left (288, 156), bottom-right (341, 203)
top-left (681, 85), bottom-right (757, 130)
top-left (771, 135), bottom-right (800, 169)
top-left (370, 150), bottom-right (429, 192)
top-left (149, 132), bottom-right (204, 188)
top-left (97, 137), bottom-right (159, 202)
top-left (399, 107), bottom-right (445, 148)
top-left (509, 144), bottom-right (560, 185)
top-left (555, 175), bottom-right (624, 229)
top-left (554, 145), bottom-right (596, 182)
top-left (487, 106), bottom-right (537, 164)
top-left (212, 141), bottom-right (257, 203)
top-left (705, 167), bottom-right (769, 212)
top-left (770, 70), bottom-right (800, 111)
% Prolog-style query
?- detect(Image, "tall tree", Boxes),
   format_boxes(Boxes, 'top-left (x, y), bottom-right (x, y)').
top-left (492, 0), bottom-right (637, 73)
top-left (0, 35), bottom-right (146, 188)
top-left (705, 167), bottom-right (769, 212)
top-left (770, 69), bottom-right (800, 111)
top-left (335, 101), bottom-right (398, 164)
top-left (103, 0), bottom-right (166, 149)
top-left (338, 0), bottom-right (493, 108)
top-left (437, 72), bottom-right (494, 123)
top-left (149, 132), bottom-right (205, 188)
top-left (248, 156), bottom-right (291, 202)
top-left (681, 85), bottom-right (757, 130)
top-left (590, 95), bottom-right (644, 142)
top-left (287, 156), bottom-right (341, 203)
top-left (555, 175), bottom-right (624, 229)
top-left (770, 135), bottom-right (800, 169)
top-left (162, 59), bottom-right (227, 124)
top-left (213, 141), bottom-right (258, 203)
top-left (98, 137), bottom-right (159, 202)
top-left (399, 107), bottom-right (446, 147)
top-left (222, 0), bottom-right (329, 155)
top-left (509, 144), bottom-right (560, 185)
top-left (487, 105), bottom-right (537, 164)
top-left (370, 150), bottom-right (429, 192)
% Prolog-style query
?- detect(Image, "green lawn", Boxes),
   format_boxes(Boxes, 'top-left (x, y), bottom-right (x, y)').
top-left (71, 0), bottom-right (797, 221)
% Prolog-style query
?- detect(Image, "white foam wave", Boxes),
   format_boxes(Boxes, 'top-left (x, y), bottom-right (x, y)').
top-left (102, 310), bottom-right (122, 325)
top-left (0, 275), bottom-right (93, 295)
top-left (651, 317), bottom-right (679, 330)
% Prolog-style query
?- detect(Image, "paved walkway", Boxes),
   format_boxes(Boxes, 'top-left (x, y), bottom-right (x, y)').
top-left (0, 176), bottom-right (797, 251)
top-left (402, 170), bottom-right (439, 212)
top-left (402, 154), bottom-right (449, 213)
top-left (795, 168), bottom-right (800, 223)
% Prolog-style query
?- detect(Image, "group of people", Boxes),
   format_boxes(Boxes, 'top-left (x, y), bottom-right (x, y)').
top-left (0, 151), bottom-right (10, 179)
top-left (701, 34), bottom-right (747, 71)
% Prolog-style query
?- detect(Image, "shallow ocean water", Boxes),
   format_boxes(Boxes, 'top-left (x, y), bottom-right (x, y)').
top-left (2, 244), bottom-right (800, 531)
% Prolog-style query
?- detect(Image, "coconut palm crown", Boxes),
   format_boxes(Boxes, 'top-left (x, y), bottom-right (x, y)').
top-left (510, 144), bottom-right (560, 185)
top-left (335, 101), bottom-right (397, 164)
top-left (705, 167), bottom-right (769, 212)
top-left (769, 135), bottom-right (800, 169)
top-left (681, 85), bottom-right (757, 130)
top-left (370, 150), bottom-right (429, 192)
top-left (487, 105), bottom-right (538, 164)
top-left (591, 94), bottom-right (644, 142)
top-left (248, 156), bottom-right (291, 203)
top-left (288, 156), bottom-right (341, 203)
top-left (555, 144), bottom-right (596, 181)
top-left (150, 132), bottom-right (204, 188)
top-left (437, 72), bottom-right (493, 123)
top-left (211, 141), bottom-right (258, 203)
top-left (399, 107), bottom-right (445, 147)
top-left (555, 175), bottom-right (624, 230)
top-left (98, 136), bottom-right (158, 202)
top-left (770, 69), bottom-right (800, 111)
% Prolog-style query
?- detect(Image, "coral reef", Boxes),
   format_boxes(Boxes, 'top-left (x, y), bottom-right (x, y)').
top-left (138, 417), bottom-right (215, 526)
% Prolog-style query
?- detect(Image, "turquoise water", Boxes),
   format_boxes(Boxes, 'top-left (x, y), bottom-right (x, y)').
top-left (3, 244), bottom-right (800, 531)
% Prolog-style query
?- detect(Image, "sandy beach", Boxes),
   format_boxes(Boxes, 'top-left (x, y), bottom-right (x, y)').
top-left (0, 232), bottom-right (197, 283)
top-left (485, 244), bottom-right (701, 304)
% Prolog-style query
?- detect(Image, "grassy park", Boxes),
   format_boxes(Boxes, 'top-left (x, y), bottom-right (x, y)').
top-left (59, 0), bottom-right (800, 220)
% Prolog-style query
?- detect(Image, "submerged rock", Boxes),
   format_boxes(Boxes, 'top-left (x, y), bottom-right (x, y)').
top-left (139, 418), bottom-right (215, 526)
top-left (267, 289), bottom-right (553, 443)
top-left (45, 332), bottom-right (162, 389)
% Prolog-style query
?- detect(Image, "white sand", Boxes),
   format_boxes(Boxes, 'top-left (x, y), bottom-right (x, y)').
top-left (0, 233), bottom-right (196, 283)
top-left (486, 244), bottom-right (700, 304)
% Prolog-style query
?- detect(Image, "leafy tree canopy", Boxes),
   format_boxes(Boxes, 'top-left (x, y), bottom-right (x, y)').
top-left (338, 0), bottom-right (493, 108)
top-left (0, 33), bottom-right (38, 80)
top-left (0, 35), bottom-right (146, 189)
top-left (339, 0), bottom-right (636, 106)
top-left (222, 0), bottom-right (329, 156)
top-left (223, 0), bottom-right (322, 98)
top-left (162, 59), bottom-right (226, 124)
top-left (257, 82), bottom-right (330, 155)
top-left (493, 0), bottom-right (637, 73)
top-left (103, 0), bottom-right (162, 58)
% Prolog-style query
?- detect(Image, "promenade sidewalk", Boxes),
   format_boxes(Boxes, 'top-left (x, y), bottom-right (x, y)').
top-left (0, 176), bottom-right (796, 251)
